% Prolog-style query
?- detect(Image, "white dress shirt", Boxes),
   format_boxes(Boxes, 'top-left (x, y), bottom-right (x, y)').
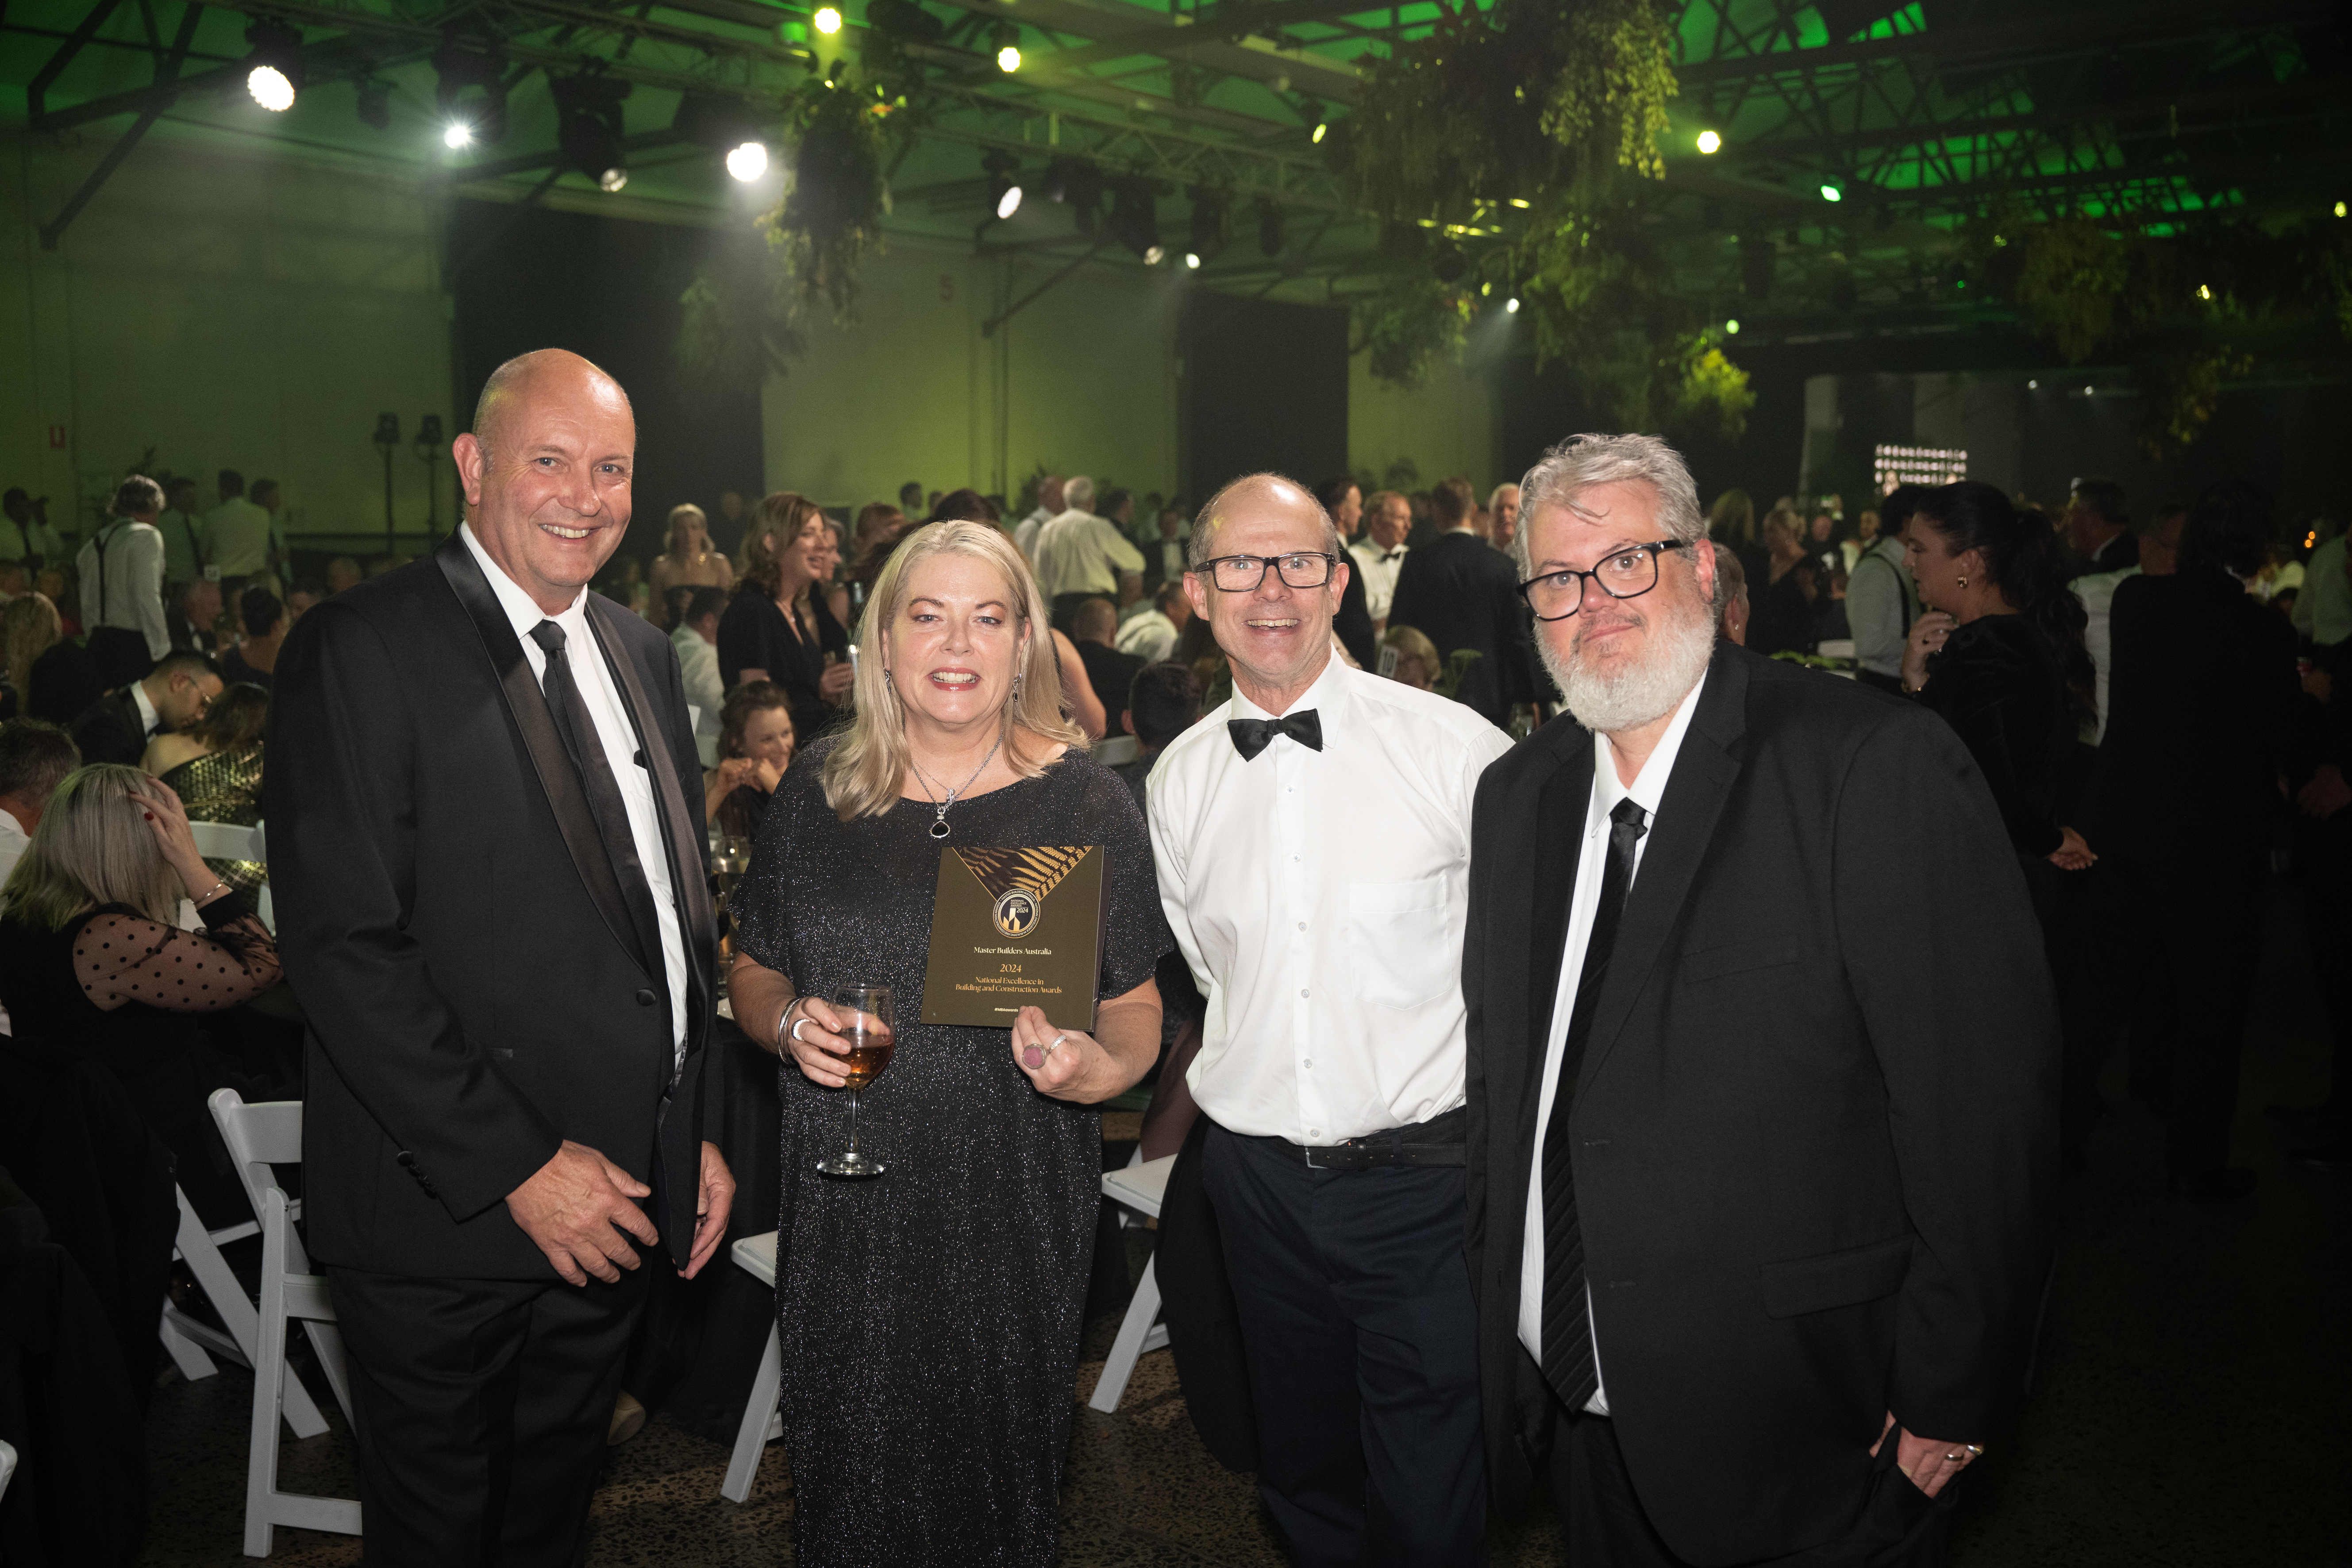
top-left (1013, 508), bottom-right (1053, 562)
top-left (1845, 536), bottom-right (1915, 680)
top-left (0, 813), bottom-right (19, 1034)
top-left (2073, 566), bottom-right (2138, 744)
top-left (1518, 674), bottom-right (1707, 1413)
top-left (1149, 656), bottom-right (1513, 1143)
top-left (462, 525), bottom-right (689, 1065)
top-left (78, 520), bottom-right (169, 659)
top-left (1032, 510), bottom-right (1147, 601)
top-left (130, 680), bottom-right (161, 739)
top-left (1348, 538), bottom-right (1408, 622)
top-left (671, 623), bottom-right (725, 767)
top-left (1116, 609), bottom-right (1179, 664)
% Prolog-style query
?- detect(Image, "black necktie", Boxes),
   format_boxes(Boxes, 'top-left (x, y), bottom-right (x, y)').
top-left (1539, 795), bottom-right (1649, 1411)
top-left (1228, 709), bottom-right (1323, 761)
top-left (530, 620), bottom-right (666, 987)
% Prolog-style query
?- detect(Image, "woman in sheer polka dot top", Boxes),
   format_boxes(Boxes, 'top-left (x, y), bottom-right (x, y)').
top-left (0, 762), bottom-right (282, 1222)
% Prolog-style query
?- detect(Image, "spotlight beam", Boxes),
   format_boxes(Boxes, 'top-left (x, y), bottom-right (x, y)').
top-left (36, 0), bottom-right (203, 250)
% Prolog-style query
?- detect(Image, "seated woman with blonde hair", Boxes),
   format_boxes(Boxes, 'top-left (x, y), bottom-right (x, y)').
top-left (1381, 623), bottom-right (1442, 691)
top-left (725, 518), bottom-right (1171, 1567)
top-left (142, 682), bottom-right (270, 892)
top-left (650, 502), bottom-right (735, 601)
top-left (0, 764), bottom-right (283, 1224)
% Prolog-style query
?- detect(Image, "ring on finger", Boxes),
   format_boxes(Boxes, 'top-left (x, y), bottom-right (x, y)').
top-left (1047, 1032), bottom-right (1068, 1052)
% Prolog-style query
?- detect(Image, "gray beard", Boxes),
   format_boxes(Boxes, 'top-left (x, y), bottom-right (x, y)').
top-left (1541, 597), bottom-right (1716, 734)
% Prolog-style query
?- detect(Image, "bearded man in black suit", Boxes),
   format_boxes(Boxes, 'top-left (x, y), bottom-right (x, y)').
top-left (1463, 433), bottom-right (2057, 1566)
top-left (268, 350), bottom-right (734, 1565)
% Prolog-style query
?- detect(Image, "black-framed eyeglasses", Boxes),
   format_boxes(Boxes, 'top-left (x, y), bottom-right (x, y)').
top-left (1190, 552), bottom-right (1338, 592)
top-left (1515, 540), bottom-right (1686, 621)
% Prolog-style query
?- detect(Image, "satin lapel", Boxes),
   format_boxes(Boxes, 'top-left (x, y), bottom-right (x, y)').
top-left (1575, 649), bottom-right (1751, 1097)
top-left (1521, 727), bottom-right (1594, 1119)
top-left (585, 597), bottom-right (720, 1048)
top-left (434, 537), bottom-right (651, 977)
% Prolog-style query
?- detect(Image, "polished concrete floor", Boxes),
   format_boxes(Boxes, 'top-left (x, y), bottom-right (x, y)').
top-left (137, 880), bottom-right (2351, 1566)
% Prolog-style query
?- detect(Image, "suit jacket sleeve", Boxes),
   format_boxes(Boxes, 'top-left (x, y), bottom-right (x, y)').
top-left (268, 602), bottom-right (564, 1220)
top-left (1460, 763), bottom-right (1498, 1281)
top-left (653, 631), bottom-right (726, 1137)
top-left (1833, 708), bottom-right (2058, 1441)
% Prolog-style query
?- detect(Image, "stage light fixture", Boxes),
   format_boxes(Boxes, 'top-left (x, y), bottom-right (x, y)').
top-left (554, 72), bottom-right (633, 193)
top-left (356, 80), bottom-right (392, 129)
top-left (814, 5), bottom-right (843, 31)
top-left (1725, 318), bottom-right (1740, 334)
top-left (1109, 180), bottom-right (1160, 260)
top-left (2338, 200), bottom-right (2348, 218)
top-left (1256, 197), bottom-right (1286, 258)
top-left (1697, 129), bottom-right (1721, 154)
top-left (433, 33), bottom-right (509, 142)
top-left (982, 150), bottom-right (1024, 220)
top-left (243, 21), bottom-right (304, 112)
top-left (2028, 378), bottom-right (2038, 389)
top-left (443, 123), bottom-right (473, 148)
top-left (1505, 297), bottom-right (1520, 313)
top-left (1184, 252), bottom-right (1201, 269)
top-left (1820, 183), bottom-right (1843, 202)
top-left (997, 43), bottom-right (1021, 71)
top-left (2197, 283), bottom-right (2212, 300)
top-left (1312, 120), bottom-right (1328, 144)
top-left (727, 141), bottom-right (769, 181)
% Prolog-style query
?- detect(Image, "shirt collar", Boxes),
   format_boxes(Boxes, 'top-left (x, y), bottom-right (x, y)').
top-left (1590, 670), bottom-right (1708, 826)
top-left (1230, 647), bottom-right (1347, 725)
top-left (131, 681), bottom-right (160, 736)
top-left (460, 522), bottom-right (588, 641)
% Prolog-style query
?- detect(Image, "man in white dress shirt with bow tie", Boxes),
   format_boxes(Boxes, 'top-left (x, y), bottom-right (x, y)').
top-left (1347, 489), bottom-right (1411, 628)
top-left (1148, 473), bottom-right (1511, 1566)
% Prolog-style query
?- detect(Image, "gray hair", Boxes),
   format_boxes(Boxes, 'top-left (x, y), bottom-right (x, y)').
top-left (1062, 475), bottom-right (1096, 513)
top-left (1512, 433), bottom-right (1708, 578)
top-left (1188, 473), bottom-right (1344, 568)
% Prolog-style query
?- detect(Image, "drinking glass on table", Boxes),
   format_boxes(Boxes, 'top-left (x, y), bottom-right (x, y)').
top-left (816, 984), bottom-right (894, 1178)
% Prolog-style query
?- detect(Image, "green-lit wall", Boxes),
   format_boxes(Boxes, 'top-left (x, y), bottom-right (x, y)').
top-left (1350, 342), bottom-right (1502, 495)
top-left (0, 128), bottom-right (454, 547)
top-left (761, 235), bottom-right (1185, 511)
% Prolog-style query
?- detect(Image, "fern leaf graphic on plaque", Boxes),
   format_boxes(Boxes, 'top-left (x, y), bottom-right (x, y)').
top-left (953, 844), bottom-right (1089, 901)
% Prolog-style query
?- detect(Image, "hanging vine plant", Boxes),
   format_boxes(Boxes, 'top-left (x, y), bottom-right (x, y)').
top-left (678, 71), bottom-right (899, 400)
top-left (1962, 211), bottom-right (2352, 458)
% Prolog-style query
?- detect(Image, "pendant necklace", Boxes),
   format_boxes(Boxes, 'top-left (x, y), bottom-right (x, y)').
top-left (911, 732), bottom-right (1005, 840)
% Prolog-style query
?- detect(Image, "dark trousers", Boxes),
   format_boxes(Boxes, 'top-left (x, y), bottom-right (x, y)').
top-left (2073, 847), bottom-right (2267, 1173)
top-left (325, 1264), bottom-right (648, 1568)
top-left (1200, 1121), bottom-right (1485, 1567)
top-left (2297, 812), bottom-right (2352, 1112)
top-left (1515, 1350), bottom-right (1952, 1568)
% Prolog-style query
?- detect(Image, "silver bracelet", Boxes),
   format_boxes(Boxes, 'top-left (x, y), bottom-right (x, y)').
top-left (778, 998), bottom-right (804, 1049)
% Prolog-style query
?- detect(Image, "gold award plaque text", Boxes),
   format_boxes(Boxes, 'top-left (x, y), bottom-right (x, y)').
top-left (920, 845), bottom-right (1107, 1029)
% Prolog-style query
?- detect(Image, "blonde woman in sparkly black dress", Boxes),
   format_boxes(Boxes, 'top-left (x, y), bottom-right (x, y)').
top-left (727, 520), bottom-right (1170, 1567)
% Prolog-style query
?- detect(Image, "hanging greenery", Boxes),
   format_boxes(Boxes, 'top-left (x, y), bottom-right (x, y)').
top-left (677, 71), bottom-right (898, 399)
top-left (1966, 213), bottom-right (2352, 457)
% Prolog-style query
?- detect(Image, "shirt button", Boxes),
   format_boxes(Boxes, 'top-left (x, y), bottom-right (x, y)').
top-left (1309, 1128), bottom-right (1321, 1138)
top-left (1297, 921), bottom-right (1306, 931)
top-left (1300, 988), bottom-right (1309, 998)
top-left (1303, 1059), bottom-right (1313, 1069)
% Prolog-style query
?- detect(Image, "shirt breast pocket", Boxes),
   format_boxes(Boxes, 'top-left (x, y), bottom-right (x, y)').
top-left (1346, 877), bottom-right (1455, 1011)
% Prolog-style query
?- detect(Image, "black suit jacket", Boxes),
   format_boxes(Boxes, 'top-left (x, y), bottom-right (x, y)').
top-left (68, 689), bottom-right (146, 767)
top-left (1076, 640), bottom-right (1146, 734)
top-left (1386, 531), bottom-right (1532, 723)
top-left (2087, 567), bottom-right (2304, 858)
top-left (266, 536), bottom-right (722, 1280)
top-left (1463, 645), bottom-right (2059, 1564)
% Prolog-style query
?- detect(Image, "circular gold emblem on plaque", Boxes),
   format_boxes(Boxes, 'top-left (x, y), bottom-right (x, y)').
top-left (992, 889), bottom-right (1040, 938)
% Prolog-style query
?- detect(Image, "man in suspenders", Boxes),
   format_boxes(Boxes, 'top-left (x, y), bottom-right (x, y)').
top-left (1849, 484), bottom-right (1924, 695)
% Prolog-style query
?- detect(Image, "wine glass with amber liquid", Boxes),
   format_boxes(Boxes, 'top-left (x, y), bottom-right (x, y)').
top-left (816, 984), bottom-right (894, 1177)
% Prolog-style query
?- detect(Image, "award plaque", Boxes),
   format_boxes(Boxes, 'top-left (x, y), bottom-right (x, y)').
top-left (920, 844), bottom-right (1108, 1029)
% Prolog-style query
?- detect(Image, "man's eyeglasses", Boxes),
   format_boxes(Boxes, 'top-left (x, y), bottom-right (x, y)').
top-left (1190, 552), bottom-right (1338, 593)
top-left (1516, 540), bottom-right (1686, 622)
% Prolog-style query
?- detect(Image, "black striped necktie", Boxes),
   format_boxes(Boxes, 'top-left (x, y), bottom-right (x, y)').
top-left (1539, 795), bottom-right (1648, 1410)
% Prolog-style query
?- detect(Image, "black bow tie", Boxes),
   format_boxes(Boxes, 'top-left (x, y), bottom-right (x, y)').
top-left (1228, 709), bottom-right (1323, 761)
top-left (1369, 549), bottom-right (1402, 563)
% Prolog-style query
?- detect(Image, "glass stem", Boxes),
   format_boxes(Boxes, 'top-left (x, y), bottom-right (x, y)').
top-left (846, 1087), bottom-right (861, 1156)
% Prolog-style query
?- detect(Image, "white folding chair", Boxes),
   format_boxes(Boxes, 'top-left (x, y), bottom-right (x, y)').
top-left (1089, 1154), bottom-right (1174, 1414)
top-left (187, 820), bottom-right (272, 932)
top-left (1090, 734), bottom-right (1140, 767)
top-left (155, 1187), bottom-right (336, 1440)
top-left (721, 1232), bottom-right (784, 1503)
top-left (0, 1438), bottom-right (15, 1504)
top-left (208, 1089), bottom-right (360, 1556)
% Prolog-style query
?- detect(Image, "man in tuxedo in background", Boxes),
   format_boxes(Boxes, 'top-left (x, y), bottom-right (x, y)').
top-left (269, 349), bottom-right (733, 1566)
top-left (1463, 433), bottom-right (2057, 1566)
top-left (1387, 475), bottom-right (1534, 724)
top-left (67, 651), bottom-right (220, 766)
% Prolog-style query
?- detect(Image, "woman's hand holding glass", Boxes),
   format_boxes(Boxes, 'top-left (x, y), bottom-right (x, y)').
top-left (819, 659), bottom-right (857, 703)
top-left (780, 992), bottom-right (885, 1089)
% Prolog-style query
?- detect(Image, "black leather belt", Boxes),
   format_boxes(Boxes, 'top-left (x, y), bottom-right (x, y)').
top-left (1287, 1106), bottom-right (1467, 1170)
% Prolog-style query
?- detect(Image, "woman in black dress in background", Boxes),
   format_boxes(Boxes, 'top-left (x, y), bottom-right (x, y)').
top-left (717, 491), bottom-right (853, 745)
top-left (726, 519), bottom-right (1170, 1568)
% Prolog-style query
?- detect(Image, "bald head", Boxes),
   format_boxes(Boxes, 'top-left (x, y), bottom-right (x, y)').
top-left (471, 349), bottom-right (634, 474)
top-left (1189, 472), bottom-right (1341, 569)
top-left (454, 348), bottom-right (638, 616)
